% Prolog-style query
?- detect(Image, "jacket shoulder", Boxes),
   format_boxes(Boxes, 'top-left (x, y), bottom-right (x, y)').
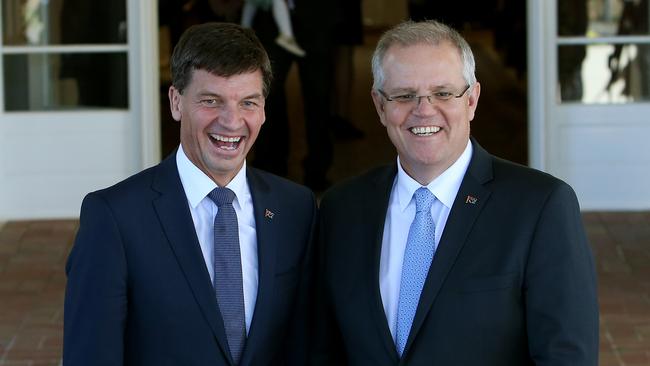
top-left (320, 165), bottom-right (395, 208)
top-left (484, 156), bottom-right (581, 211)
top-left (91, 164), bottom-right (160, 200)
top-left (490, 156), bottom-right (571, 192)
top-left (249, 167), bottom-right (315, 201)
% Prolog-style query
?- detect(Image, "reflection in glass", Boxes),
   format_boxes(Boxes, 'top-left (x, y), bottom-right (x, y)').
top-left (558, 46), bottom-right (587, 101)
top-left (612, 0), bottom-right (650, 35)
top-left (596, 0), bottom-right (650, 36)
top-left (559, 0), bottom-right (649, 37)
top-left (558, 0), bottom-right (589, 37)
top-left (3, 53), bottom-right (128, 111)
top-left (2, 0), bottom-right (127, 45)
top-left (558, 44), bottom-right (650, 103)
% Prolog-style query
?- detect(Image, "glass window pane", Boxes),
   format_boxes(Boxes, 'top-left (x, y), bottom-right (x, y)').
top-left (3, 52), bottom-right (128, 111)
top-left (2, 0), bottom-right (127, 46)
top-left (558, 0), bottom-right (589, 36)
top-left (558, 43), bottom-right (650, 103)
top-left (559, 0), bottom-right (649, 37)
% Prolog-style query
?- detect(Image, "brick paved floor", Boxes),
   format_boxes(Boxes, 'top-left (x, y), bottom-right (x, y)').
top-left (585, 212), bottom-right (650, 366)
top-left (0, 220), bottom-right (74, 366)
top-left (0, 214), bottom-right (648, 365)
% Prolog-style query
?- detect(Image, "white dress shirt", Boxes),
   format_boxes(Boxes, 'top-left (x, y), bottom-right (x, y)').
top-left (380, 140), bottom-right (473, 341)
top-left (176, 146), bottom-right (258, 334)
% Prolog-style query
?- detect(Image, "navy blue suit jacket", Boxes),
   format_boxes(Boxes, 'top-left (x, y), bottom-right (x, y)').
top-left (313, 140), bottom-right (599, 365)
top-left (64, 153), bottom-right (316, 365)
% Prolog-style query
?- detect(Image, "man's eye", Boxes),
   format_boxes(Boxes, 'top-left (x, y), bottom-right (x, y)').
top-left (200, 99), bottom-right (220, 107)
top-left (241, 100), bottom-right (259, 110)
top-left (394, 94), bottom-right (416, 102)
top-left (435, 91), bottom-right (453, 99)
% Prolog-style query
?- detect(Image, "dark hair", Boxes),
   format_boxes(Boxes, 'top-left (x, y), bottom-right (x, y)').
top-left (170, 22), bottom-right (272, 96)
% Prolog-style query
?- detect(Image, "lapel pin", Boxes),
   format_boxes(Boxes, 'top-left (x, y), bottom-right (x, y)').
top-left (465, 195), bottom-right (478, 205)
top-left (264, 209), bottom-right (275, 219)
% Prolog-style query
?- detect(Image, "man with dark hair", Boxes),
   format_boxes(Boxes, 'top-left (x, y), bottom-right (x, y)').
top-left (314, 20), bottom-right (598, 365)
top-left (64, 23), bottom-right (315, 365)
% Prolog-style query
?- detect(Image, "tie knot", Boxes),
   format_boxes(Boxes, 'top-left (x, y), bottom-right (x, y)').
top-left (414, 187), bottom-right (435, 213)
top-left (208, 187), bottom-right (236, 207)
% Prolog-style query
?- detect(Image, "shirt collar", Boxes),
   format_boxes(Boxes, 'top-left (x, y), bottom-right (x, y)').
top-left (396, 140), bottom-right (473, 211)
top-left (176, 145), bottom-right (250, 210)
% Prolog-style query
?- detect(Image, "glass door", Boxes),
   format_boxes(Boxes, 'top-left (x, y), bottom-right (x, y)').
top-left (0, 0), bottom-right (155, 219)
top-left (529, 0), bottom-right (650, 210)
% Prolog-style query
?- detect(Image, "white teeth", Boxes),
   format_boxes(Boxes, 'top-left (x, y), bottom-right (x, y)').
top-left (210, 134), bottom-right (241, 143)
top-left (410, 126), bottom-right (441, 135)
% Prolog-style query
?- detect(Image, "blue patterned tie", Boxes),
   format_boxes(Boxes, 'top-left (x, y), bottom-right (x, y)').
top-left (208, 187), bottom-right (246, 365)
top-left (395, 187), bottom-right (436, 356)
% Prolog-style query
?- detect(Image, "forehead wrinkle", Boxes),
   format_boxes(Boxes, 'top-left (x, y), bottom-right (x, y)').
top-left (193, 89), bottom-right (263, 102)
top-left (383, 42), bottom-right (466, 88)
top-left (196, 90), bottom-right (222, 98)
top-left (243, 92), bottom-right (264, 100)
top-left (385, 82), bottom-right (461, 94)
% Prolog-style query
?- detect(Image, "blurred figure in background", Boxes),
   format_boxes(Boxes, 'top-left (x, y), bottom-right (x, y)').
top-left (241, 0), bottom-right (306, 57)
top-left (330, 0), bottom-right (365, 140)
top-left (608, 0), bottom-right (650, 99)
top-left (250, 0), bottom-right (337, 191)
top-left (558, 0), bottom-right (588, 101)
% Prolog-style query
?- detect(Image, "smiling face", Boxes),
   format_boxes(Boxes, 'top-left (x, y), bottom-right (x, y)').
top-left (371, 41), bottom-right (480, 185)
top-left (169, 69), bottom-right (266, 186)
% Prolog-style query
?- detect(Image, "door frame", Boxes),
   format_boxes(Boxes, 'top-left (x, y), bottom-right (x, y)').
top-left (135, 0), bottom-right (162, 169)
top-left (528, 0), bottom-right (650, 210)
top-left (0, 0), bottom-right (160, 220)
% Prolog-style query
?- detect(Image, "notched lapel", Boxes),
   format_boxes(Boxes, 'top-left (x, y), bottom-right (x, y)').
top-left (402, 141), bottom-right (493, 358)
top-left (367, 165), bottom-right (403, 362)
top-left (151, 156), bottom-right (234, 365)
top-left (239, 169), bottom-right (278, 364)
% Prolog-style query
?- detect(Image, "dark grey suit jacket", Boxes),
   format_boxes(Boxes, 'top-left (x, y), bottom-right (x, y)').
top-left (313, 140), bottom-right (598, 365)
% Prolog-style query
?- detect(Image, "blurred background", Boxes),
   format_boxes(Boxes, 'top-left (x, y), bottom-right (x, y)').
top-left (1, 0), bottom-right (649, 217)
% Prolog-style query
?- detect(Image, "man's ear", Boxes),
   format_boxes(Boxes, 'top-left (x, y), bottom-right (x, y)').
top-left (467, 82), bottom-right (481, 122)
top-left (168, 86), bottom-right (182, 122)
top-left (371, 89), bottom-right (387, 127)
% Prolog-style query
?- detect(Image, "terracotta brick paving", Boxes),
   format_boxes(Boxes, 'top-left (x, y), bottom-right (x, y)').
top-left (0, 214), bottom-right (648, 365)
top-left (0, 220), bottom-right (74, 366)
top-left (585, 212), bottom-right (650, 366)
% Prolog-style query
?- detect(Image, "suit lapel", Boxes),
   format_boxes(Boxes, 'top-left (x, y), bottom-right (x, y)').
top-left (151, 154), bottom-right (234, 365)
top-left (402, 140), bottom-right (494, 359)
top-left (238, 168), bottom-right (278, 365)
top-left (366, 164), bottom-right (402, 362)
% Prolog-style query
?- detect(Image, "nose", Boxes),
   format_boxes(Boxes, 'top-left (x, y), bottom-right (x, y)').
top-left (219, 103), bottom-right (242, 127)
top-left (417, 95), bottom-right (434, 107)
top-left (413, 95), bottom-right (438, 116)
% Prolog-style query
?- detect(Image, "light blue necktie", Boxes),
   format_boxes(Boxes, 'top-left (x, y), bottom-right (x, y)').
top-left (395, 187), bottom-right (436, 357)
top-left (208, 187), bottom-right (246, 365)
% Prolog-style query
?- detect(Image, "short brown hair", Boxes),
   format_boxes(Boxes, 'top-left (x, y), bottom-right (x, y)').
top-left (170, 22), bottom-right (272, 96)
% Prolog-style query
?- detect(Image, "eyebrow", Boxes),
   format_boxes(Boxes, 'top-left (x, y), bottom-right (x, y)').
top-left (386, 87), bottom-right (416, 94)
top-left (242, 93), bottom-right (264, 100)
top-left (386, 84), bottom-right (459, 93)
top-left (196, 91), bottom-right (264, 100)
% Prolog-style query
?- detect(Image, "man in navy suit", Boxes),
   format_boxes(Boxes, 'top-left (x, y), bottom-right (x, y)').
top-left (313, 20), bottom-right (599, 365)
top-left (64, 23), bottom-right (316, 365)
